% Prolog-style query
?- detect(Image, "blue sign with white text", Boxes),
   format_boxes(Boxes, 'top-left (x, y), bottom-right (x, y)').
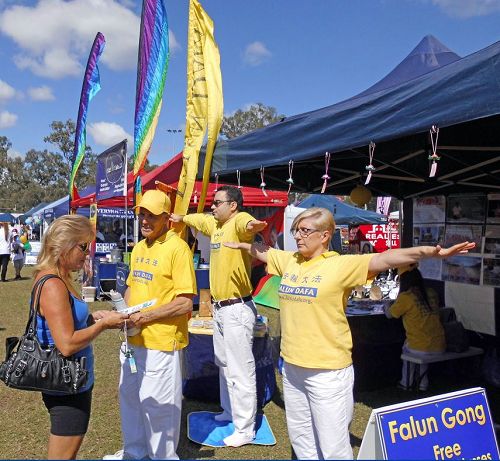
top-left (376, 388), bottom-right (499, 459)
top-left (96, 140), bottom-right (127, 201)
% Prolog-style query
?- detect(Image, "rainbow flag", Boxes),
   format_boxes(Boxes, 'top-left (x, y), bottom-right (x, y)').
top-left (133, 0), bottom-right (169, 195)
top-left (69, 32), bottom-right (106, 203)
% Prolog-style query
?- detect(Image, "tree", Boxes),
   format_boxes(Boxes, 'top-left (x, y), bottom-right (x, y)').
top-left (221, 103), bottom-right (285, 139)
top-left (43, 119), bottom-right (97, 189)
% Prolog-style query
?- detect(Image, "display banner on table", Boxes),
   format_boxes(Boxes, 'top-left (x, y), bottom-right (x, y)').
top-left (97, 208), bottom-right (134, 219)
top-left (96, 140), bottom-right (127, 201)
top-left (24, 241), bottom-right (42, 265)
top-left (358, 387), bottom-right (499, 459)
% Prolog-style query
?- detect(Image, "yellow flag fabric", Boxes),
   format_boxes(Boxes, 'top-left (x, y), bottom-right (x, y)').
top-left (174, 0), bottom-right (223, 217)
top-left (197, 16), bottom-right (223, 213)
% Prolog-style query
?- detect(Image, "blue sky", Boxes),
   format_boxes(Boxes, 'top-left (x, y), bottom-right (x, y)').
top-left (1, 0), bottom-right (499, 167)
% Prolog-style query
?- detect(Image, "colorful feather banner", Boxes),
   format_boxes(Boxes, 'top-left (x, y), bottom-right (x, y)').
top-left (133, 0), bottom-right (169, 195)
top-left (69, 32), bottom-right (106, 203)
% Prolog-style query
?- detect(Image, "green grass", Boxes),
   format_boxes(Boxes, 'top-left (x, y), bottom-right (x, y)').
top-left (0, 265), bottom-right (497, 459)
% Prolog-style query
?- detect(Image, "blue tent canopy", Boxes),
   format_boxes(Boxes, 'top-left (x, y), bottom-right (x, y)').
top-left (298, 195), bottom-right (386, 225)
top-left (205, 36), bottom-right (500, 199)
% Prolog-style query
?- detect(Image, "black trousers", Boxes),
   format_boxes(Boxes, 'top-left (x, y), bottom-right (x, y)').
top-left (0, 254), bottom-right (10, 281)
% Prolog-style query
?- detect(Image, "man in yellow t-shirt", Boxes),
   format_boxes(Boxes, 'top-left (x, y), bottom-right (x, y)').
top-left (106, 189), bottom-right (197, 461)
top-left (170, 185), bottom-right (266, 448)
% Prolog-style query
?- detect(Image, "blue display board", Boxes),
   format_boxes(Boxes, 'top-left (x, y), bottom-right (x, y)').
top-left (375, 388), bottom-right (499, 460)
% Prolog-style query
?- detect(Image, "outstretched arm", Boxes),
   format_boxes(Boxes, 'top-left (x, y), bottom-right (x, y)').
top-left (246, 220), bottom-right (267, 234)
top-left (224, 241), bottom-right (270, 263)
top-left (169, 213), bottom-right (185, 223)
top-left (368, 241), bottom-right (475, 276)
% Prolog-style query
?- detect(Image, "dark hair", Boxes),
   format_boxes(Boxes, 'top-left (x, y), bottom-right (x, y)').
top-left (399, 268), bottom-right (432, 312)
top-left (218, 185), bottom-right (243, 210)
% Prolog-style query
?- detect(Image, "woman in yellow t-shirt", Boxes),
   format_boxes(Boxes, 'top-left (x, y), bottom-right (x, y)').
top-left (225, 207), bottom-right (474, 460)
top-left (389, 266), bottom-right (445, 391)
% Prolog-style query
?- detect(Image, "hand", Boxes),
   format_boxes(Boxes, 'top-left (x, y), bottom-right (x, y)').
top-left (246, 220), bottom-right (267, 233)
top-left (169, 213), bottom-right (184, 224)
top-left (92, 310), bottom-right (116, 321)
top-left (223, 241), bottom-right (242, 249)
top-left (433, 241), bottom-right (475, 258)
top-left (128, 311), bottom-right (154, 328)
top-left (102, 311), bottom-right (129, 329)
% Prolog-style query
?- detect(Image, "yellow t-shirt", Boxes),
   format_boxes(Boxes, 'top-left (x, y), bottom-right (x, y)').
top-left (389, 288), bottom-right (445, 352)
top-left (183, 212), bottom-right (255, 300)
top-left (126, 230), bottom-right (197, 351)
top-left (266, 249), bottom-right (374, 370)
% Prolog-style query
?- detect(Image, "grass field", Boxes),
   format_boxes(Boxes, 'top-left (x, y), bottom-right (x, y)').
top-left (0, 265), bottom-right (497, 459)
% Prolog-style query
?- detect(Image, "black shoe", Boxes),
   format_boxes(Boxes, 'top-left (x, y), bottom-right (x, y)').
top-left (14, 276), bottom-right (21, 280)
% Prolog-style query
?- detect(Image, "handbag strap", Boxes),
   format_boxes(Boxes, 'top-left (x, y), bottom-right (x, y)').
top-left (25, 274), bottom-right (65, 337)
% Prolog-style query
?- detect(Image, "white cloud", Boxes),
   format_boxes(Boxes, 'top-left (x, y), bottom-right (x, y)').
top-left (0, 0), bottom-right (141, 78)
top-left (0, 0), bottom-right (181, 79)
top-left (88, 121), bottom-right (133, 148)
top-left (0, 79), bottom-right (16, 101)
top-left (169, 30), bottom-right (181, 54)
top-left (28, 85), bottom-right (55, 101)
top-left (428, 0), bottom-right (500, 18)
top-left (243, 41), bottom-right (272, 67)
top-left (7, 147), bottom-right (23, 159)
top-left (0, 110), bottom-right (18, 128)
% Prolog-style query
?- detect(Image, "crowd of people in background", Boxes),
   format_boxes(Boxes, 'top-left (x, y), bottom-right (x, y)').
top-left (0, 221), bottom-right (31, 281)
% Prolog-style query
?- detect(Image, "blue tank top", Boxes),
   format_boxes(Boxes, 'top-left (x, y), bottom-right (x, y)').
top-left (36, 294), bottom-right (94, 393)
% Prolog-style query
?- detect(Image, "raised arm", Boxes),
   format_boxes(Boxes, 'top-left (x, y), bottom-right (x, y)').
top-left (169, 213), bottom-right (184, 224)
top-left (246, 219), bottom-right (267, 234)
top-left (368, 241), bottom-right (475, 276)
top-left (224, 241), bottom-right (270, 263)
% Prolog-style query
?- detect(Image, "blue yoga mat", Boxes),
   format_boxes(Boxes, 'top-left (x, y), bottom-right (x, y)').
top-left (187, 411), bottom-right (276, 447)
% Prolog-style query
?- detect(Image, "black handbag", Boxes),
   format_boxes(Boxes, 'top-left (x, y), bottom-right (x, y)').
top-left (0, 274), bottom-right (88, 394)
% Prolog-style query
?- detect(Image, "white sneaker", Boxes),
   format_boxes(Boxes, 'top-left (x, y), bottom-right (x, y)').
top-left (223, 432), bottom-right (254, 447)
top-left (214, 412), bottom-right (232, 422)
top-left (103, 450), bottom-right (124, 460)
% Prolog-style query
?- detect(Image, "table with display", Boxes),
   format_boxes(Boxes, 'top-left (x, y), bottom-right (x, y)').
top-left (182, 316), bottom-right (276, 407)
top-left (92, 259), bottom-right (130, 297)
top-left (346, 299), bottom-right (405, 391)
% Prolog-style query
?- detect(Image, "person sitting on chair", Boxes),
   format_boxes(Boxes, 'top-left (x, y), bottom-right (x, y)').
top-left (388, 264), bottom-right (445, 391)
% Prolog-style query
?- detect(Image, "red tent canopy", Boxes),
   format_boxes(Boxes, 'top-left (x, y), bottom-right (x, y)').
top-left (71, 152), bottom-right (288, 210)
top-left (167, 181), bottom-right (288, 209)
top-left (70, 153), bottom-right (184, 209)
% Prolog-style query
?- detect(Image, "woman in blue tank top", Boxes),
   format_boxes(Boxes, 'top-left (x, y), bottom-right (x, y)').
top-left (33, 215), bottom-right (127, 459)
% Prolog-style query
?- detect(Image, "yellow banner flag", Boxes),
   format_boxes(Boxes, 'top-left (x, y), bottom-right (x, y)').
top-left (174, 0), bottom-right (223, 216)
top-left (197, 27), bottom-right (223, 212)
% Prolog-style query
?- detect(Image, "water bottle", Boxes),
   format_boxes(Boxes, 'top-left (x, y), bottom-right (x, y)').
top-left (109, 290), bottom-right (140, 336)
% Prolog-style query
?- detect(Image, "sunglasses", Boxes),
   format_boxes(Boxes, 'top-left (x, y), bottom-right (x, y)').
top-left (77, 242), bottom-right (91, 253)
top-left (212, 200), bottom-right (233, 208)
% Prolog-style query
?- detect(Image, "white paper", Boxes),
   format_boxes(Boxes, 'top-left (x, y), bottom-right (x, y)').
top-left (445, 282), bottom-right (495, 335)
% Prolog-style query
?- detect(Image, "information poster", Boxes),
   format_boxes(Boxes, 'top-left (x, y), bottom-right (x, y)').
top-left (486, 194), bottom-right (500, 224)
top-left (484, 225), bottom-right (500, 256)
top-left (374, 388), bottom-right (499, 460)
top-left (444, 225), bottom-right (482, 254)
top-left (442, 256), bottom-right (481, 285)
top-left (413, 225), bottom-right (445, 246)
top-left (418, 258), bottom-right (442, 281)
top-left (483, 257), bottom-right (500, 287)
top-left (445, 195), bottom-right (486, 223)
top-left (413, 196), bottom-right (445, 224)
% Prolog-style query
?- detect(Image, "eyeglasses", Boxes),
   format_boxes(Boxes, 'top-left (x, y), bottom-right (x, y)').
top-left (76, 242), bottom-right (91, 253)
top-left (291, 227), bottom-right (320, 238)
top-left (212, 200), bottom-right (233, 208)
